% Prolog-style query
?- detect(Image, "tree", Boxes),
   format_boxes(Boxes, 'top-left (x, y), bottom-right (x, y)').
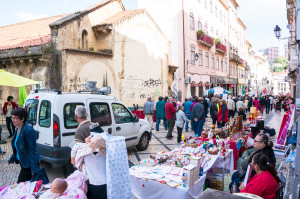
top-left (273, 56), bottom-right (288, 69)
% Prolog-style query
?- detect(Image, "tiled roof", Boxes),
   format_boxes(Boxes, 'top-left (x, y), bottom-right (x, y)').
top-left (0, 14), bottom-right (69, 50)
top-left (93, 9), bottom-right (145, 27)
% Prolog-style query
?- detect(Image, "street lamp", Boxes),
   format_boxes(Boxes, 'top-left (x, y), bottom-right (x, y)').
top-left (274, 25), bottom-right (281, 39)
top-left (195, 53), bottom-right (199, 61)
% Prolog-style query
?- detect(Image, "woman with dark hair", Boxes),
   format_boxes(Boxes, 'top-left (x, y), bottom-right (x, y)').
top-left (8, 108), bottom-right (41, 183)
top-left (239, 153), bottom-right (279, 199)
top-left (2, 96), bottom-right (18, 138)
top-left (217, 100), bottom-right (229, 127)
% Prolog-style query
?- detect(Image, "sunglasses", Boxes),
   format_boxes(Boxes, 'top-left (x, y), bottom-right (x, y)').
top-left (254, 140), bottom-right (263, 143)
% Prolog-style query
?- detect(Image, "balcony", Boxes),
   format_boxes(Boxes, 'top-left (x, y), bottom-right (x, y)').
top-left (197, 32), bottom-right (213, 48)
top-left (215, 43), bottom-right (226, 54)
top-left (230, 52), bottom-right (240, 63)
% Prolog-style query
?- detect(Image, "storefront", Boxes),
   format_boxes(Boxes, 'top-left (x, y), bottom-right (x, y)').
top-left (210, 76), bottom-right (238, 95)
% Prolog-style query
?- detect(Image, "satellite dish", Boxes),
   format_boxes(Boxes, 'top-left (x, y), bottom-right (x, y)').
top-left (86, 81), bottom-right (98, 92)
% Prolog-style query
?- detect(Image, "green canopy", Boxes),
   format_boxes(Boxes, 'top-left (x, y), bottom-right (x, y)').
top-left (0, 69), bottom-right (38, 87)
top-left (19, 86), bottom-right (28, 106)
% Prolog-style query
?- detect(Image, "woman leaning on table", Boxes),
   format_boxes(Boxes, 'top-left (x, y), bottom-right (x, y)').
top-left (239, 153), bottom-right (279, 199)
top-left (8, 108), bottom-right (41, 183)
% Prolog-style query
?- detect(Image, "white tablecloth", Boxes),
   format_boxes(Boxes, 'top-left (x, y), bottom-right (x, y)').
top-left (131, 174), bottom-right (206, 199)
top-left (203, 149), bottom-right (234, 173)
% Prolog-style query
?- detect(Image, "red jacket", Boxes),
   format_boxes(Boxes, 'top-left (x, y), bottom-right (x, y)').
top-left (2, 102), bottom-right (18, 116)
top-left (217, 105), bottom-right (229, 123)
top-left (241, 170), bottom-right (278, 199)
top-left (165, 102), bottom-right (176, 120)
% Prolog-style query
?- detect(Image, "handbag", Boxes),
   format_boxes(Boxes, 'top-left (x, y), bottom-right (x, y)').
top-left (31, 167), bottom-right (49, 184)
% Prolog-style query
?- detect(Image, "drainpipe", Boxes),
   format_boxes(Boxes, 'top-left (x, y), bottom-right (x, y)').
top-left (182, 0), bottom-right (186, 93)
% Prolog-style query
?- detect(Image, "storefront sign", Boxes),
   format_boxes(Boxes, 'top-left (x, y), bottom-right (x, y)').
top-left (229, 84), bottom-right (235, 88)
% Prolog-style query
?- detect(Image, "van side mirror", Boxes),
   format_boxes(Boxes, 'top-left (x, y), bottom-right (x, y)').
top-left (133, 115), bottom-right (139, 123)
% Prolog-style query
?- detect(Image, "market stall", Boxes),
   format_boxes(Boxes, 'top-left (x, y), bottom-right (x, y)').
top-left (132, 110), bottom-right (157, 122)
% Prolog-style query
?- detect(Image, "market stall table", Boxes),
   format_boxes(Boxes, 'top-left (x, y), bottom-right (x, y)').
top-left (131, 174), bottom-right (207, 199)
top-left (198, 138), bottom-right (239, 169)
top-left (132, 110), bottom-right (157, 122)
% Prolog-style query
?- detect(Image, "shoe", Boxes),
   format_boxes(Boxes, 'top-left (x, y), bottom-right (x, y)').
top-left (156, 129), bottom-right (159, 131)
top-left (7, 135), bottom-right (12, 138)
top-left (166, 135), bottom-right (173, 139)
top-left (0, 151), bottom-right (6, 155)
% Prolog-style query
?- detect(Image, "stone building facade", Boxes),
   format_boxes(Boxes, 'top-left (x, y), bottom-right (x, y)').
top-left (0, 0), bottom-right (170, 107)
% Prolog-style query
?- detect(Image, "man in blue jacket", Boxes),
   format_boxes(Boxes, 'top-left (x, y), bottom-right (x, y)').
top-left (192, 98), bottom-right (205, 136)
top-left (184, 97), bottom-right (193, 132)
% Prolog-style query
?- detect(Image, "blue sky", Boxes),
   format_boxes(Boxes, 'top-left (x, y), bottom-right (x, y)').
top-left (0, 0), bottom-right (288, 55)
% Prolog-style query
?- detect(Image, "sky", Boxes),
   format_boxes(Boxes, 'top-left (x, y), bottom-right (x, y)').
top-left (0, 0), bottom-right (288, 56)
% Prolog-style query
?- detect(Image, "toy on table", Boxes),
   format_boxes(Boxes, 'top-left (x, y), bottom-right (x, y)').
top-left (184, 136), bottom-right (198, 148)
top-left (236, 138), bottom-right (245, 150)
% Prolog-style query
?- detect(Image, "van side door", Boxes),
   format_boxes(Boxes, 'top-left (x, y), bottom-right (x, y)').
top-left (87, 99), bottom-right (114, 135)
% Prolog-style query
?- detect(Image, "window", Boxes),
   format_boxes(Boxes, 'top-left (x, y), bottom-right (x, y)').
top-left (221, 58), bottom-right (223, 71)
top-left (198, 0), bottom-right (201, 3)
top-left (191, 46), bottom-right (195, 64)
top-left (25, 99), bottom-right (39, 126)
top-left (39, 100), bottom-right (51, 127)
top-left (216, 56), bottom-right (219, 69)
top-left (199, 49), bottom-right (203, 66)
top-left (215, 6), bottom-right (218, 18)
top-left (112, 104), bottom-right (133, 124)
top-left (90, 103), bottom-right (112, 126)
top-left (210, 0), bottom-right (213, 13)
top-left (82, 30), bottom-right (88, 50)
top-left (205, 52), bottom-right (209, 67)
top-left (204, 0), bottom-right (207, 8)
top-left (211, 54), bottom-right (214, 68)
top-left (198, 19), bottom-right (202, 30)
top-left (223, 14), bottom-right (226, 25)
top-left (205, 22), bottom-right (208, 34)
top-left (190, 12), bottom-right (195, 29)
top-left (64, 103), bottom-right (85, 129)
top-left (224, 61), bottom-right (227, 71)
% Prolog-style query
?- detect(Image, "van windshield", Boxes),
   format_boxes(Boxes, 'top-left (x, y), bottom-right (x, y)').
top-left (25, 99), bottom-right (39, 125)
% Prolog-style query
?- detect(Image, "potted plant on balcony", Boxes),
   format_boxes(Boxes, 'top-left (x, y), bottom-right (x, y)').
top-left (197, 30), bottom-right (205, 38)
top-left (214, 38), bottom-right (221, 45)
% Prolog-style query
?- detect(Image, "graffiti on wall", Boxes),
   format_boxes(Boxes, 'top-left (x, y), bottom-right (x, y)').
top-left (123, 75), bottom-right (163, 102)
top-left (69, 77), bottom-right (88, 92)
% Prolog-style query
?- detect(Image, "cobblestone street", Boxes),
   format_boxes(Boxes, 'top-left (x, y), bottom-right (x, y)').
top-left (0, 110), bottom-right (285, 190)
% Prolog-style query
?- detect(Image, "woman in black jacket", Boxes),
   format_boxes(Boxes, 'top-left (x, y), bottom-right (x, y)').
top-left (210, 99), bottom-right (218, 125)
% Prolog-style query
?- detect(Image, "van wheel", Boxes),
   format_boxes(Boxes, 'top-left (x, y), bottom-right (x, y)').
top-left (63, 160), bottom-right (75, 178)
top-left (136, 132), bottom-right (150, 151)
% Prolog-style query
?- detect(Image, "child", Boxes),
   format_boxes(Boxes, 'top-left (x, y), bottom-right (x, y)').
top-left (238, 108), bottom-right (246, 121)
top-left (39, 178), bottom-right (68, 199)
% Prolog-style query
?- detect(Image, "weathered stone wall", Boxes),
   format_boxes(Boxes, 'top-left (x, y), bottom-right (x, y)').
top-left (60, 10), bottom-right (170, 106)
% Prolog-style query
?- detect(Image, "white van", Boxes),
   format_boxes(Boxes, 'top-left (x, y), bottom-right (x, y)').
top-left (24, 88), bottom-right (151, 172)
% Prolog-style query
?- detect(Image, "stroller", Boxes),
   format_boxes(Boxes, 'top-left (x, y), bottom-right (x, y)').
top-left (276, 101), bottom-right (281, 111)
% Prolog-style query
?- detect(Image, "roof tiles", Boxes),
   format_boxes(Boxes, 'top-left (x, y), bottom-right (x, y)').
top-left (0, 14), bottom-right (69, 50)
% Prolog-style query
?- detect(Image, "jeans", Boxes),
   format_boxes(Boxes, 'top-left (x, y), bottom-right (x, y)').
top-left (266, 105), bottom-right (270, 114)
top-left (166, 119), bottom-right (175, 137)
top-left (270, 104), bottom-right (273, 111)
top-left (156, 118), bottom-right (167, 131)
top-left (185, 114), bottom-right (192, 131)
top-left (18, 166), bottom-right (32, 183)
top-left (6, 116), bottom-right (15, 136)
top-left (177, 127), bottom-right (183, 143)
top-left (229, 170), bottom-right (246, 193)
top-left (194, 120), bottom-right (204, 136)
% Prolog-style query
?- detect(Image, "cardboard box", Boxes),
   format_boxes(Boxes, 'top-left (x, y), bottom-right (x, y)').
top-left (190, 156), bottom-right (201, 182)
top-left (182, 165), bottom-right (196, 188)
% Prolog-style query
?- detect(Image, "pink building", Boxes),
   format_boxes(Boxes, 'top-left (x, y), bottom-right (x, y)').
top-left (139, 0), bottom-right (246, 100)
